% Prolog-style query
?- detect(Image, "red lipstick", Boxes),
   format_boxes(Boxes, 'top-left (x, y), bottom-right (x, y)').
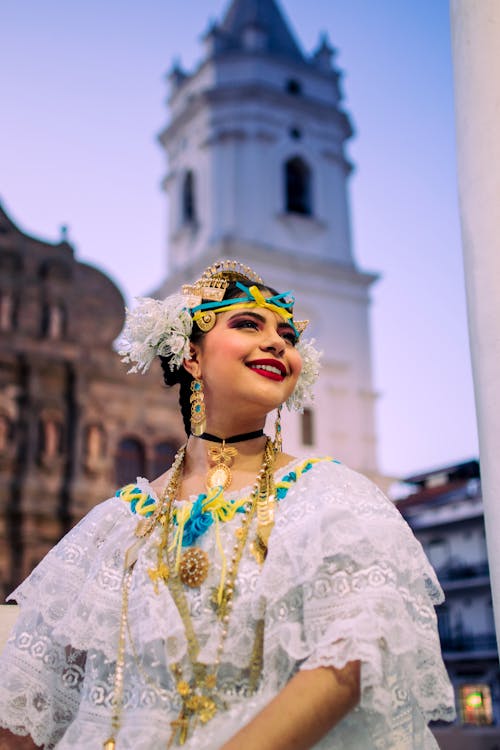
top-left (246, 358), bottom-right (287, 381)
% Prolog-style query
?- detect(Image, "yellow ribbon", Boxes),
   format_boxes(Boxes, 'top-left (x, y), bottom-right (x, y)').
top-left (170, 504), bottom-right (191, 573)
top-left (192, 285), bottom-right (293, 326)
top-left (203, 486), bottom-right (247, 522)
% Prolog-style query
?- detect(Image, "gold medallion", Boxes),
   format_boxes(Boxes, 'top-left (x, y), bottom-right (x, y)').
top-left (206, 443), bottom-right (237, 490)
top-left (206, 463), bottom-right (232, 490)
top-left (179, 547), bottom-right (210, 587)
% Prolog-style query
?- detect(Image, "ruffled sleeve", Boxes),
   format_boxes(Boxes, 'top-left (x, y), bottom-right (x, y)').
top-left (0, 495), bottom-right (133, 748)
top-left (257, 460), bottom-right (456, 747)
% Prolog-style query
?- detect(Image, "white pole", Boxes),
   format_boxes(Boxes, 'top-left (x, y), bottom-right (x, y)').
top-left (449, 1), bottom-right (500, 650)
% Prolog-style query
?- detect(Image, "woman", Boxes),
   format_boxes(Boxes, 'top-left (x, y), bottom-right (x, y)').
top-left (0, 261), bottom-right (454, 749)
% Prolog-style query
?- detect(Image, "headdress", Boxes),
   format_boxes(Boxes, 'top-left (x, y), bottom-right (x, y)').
top-left (116, 260), bottom-right (321, 411)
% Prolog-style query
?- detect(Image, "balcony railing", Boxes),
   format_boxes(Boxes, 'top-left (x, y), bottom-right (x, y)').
top-left (438, 561), bottom-right (489, 581)
top-left (440, 633), bottom-right (497, 653)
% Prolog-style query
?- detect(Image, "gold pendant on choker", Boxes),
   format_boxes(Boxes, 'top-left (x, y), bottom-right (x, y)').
top-left (206, 442), bottom-right (238, 490)
top-left (179, 547), bottom-right (210, 587)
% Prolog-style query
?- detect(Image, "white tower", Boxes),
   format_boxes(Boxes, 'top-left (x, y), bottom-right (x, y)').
top-left (155, 0), bottom-right (379, 477)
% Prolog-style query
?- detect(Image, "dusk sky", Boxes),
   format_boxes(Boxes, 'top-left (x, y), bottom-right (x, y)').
top-left (0, 0), bottom-right (478, 477)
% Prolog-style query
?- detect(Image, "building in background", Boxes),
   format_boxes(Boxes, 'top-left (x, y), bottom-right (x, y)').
top-left (0, 204), bottom-right (184, 598)
top-left (0, 0), bottom-right (383, 590)
top-left (154, 0), bottom-right (381, 479)
top-left (397, 460), bottom-right (500, 749)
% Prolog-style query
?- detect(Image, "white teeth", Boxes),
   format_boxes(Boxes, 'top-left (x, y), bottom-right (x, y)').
top-left (249, 364), bottom-right (283, 376)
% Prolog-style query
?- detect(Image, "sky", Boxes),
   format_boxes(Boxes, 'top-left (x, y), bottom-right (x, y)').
top-left (0, 0), bottom-right (478, 477)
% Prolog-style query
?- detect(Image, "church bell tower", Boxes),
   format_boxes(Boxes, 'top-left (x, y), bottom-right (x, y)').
top-left (155, 0), bottom-right (379, 476)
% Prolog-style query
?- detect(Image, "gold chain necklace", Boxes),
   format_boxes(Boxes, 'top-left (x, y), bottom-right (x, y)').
top-left (103, 446), bottom-right (187, 750)
top-left (104, 440), bottom-right (276, 749)
top-left (166, 438), bottom-right (276, 747)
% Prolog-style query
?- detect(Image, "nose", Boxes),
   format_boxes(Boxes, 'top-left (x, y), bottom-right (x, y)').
top-left (260, 328), bottom-right (286, 356)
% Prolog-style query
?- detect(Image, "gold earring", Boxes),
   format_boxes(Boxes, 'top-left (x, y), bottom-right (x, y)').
top-left (274, 405), bottom-right (283, 453)
top-left (190, 379), bottom-right (206, 436)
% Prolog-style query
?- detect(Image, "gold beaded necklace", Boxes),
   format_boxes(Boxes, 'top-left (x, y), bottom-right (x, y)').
top-left (103, 439), bottom-right (276, 749)
top-left (166, 438), bottom-right (276, 747)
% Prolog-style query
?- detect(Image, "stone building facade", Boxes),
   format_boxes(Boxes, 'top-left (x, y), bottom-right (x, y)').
top-left (0, 204), bottom-right (184, 599)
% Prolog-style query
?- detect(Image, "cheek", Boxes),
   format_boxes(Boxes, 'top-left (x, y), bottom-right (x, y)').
top-left (201, 332), bottom-right (247, 372)
top-left (289, 349), bottom-right (303, 379)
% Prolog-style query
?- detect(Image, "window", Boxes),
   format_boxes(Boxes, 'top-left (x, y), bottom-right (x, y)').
top-left (115, 437), bottom-right (145, 487)
top-left (85, 424), bottom-right (106, 462)
top-left (38, 418), bottom-right (63, 462)
top-left (182, 170), bottom-right (196, 224)
top-left (289, 127), bottom-right (302, 141)
top-left (0, 291), bottom-right (15, 331)
top-left (301, 408), bottom-right (314, 446)
top-left (152, 441), bottom-right (179, 478)
top-left (425, 538), bottom-right (449, 572)
top-left (436, 604), bottom-right (450, 642)
top-left (42, 303), bottom-right (66, 339)
top-left (459, 684), bottom-right (493, 725)
top-left (284, 157), bottom-right (312, 216)
top-left (286, 79), bottom-right (302, 95)
top-left (0, 414), bottom-right (12, 454)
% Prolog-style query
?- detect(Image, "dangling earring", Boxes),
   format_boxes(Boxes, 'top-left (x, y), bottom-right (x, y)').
top-left (190, 379), bottom-right (206, 436)
top-left (273, 405), bottom-right (283, 453)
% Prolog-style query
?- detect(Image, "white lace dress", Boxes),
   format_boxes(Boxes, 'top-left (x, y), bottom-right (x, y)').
top-left (0, 459), bottom-right (455, 749)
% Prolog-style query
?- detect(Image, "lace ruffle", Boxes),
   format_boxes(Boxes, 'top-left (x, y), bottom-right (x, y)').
top-left (0, 460), bottom-right (455, 749)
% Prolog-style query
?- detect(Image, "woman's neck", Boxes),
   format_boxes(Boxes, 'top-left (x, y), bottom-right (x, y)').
top-left (183, 432), bottom-right (268, 478)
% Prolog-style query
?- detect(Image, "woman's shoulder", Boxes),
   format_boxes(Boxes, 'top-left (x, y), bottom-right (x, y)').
top-left (114, 476), bottom-right (160, 519)
top-left (274, 454), bottom-right (406, 530)
top-left (275, 454), bottom-right (382, 501)
top-left (268, 456), bottom-right (443, 603)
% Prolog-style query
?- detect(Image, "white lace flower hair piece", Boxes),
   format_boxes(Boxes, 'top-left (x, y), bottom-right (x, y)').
top-left (115, 292), bottom-right (321, 410)
top-left (116, 294), bottom-right (193, 374)
top-left (286, 337), bottom-right (322, 412)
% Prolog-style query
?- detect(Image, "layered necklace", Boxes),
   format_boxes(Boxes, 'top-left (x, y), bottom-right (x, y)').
top-left (104, 437), bottom-right (277, 749)
top-left (163, 429), bottom-right (268, 590)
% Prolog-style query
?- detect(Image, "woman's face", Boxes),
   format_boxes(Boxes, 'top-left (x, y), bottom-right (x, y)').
top-left (190, 304), bottom-right (302, 419)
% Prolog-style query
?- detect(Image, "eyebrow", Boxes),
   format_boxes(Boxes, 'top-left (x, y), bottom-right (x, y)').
top-left (228, 310), bottom-right (266, 323)
top-left (228, 310), bottom-right (296, 334)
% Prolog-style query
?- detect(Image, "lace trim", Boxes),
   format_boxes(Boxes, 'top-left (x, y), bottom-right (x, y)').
top-left (0, 460), bottom-right (455, 749)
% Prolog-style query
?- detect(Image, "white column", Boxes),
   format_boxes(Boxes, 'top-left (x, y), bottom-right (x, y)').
top-left (449, 1), bottom-right (500, 649)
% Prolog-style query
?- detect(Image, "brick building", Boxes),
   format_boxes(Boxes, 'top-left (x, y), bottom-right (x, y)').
top-left (0, 203), bottom-right (184, 599)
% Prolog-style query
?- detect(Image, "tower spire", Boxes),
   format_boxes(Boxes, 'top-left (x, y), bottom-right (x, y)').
top-left (217, 0), bottom-right (304, 60)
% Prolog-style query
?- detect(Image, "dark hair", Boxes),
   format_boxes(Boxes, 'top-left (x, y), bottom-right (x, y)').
top-left (159, 280), bottom-right (283, 435)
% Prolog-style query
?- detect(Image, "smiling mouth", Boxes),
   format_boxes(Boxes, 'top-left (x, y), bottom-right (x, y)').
top-left (246, 360), bottom-right (287, 381)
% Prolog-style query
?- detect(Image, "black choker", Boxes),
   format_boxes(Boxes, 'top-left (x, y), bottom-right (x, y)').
top-left (194, 429), bottom-right (265, 444)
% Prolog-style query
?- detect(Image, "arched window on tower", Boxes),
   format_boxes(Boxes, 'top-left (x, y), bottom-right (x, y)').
top-left (181, 170), bottom-right (196, 224)
top-left (284, 157), bottom-right (312, 216)
top-left (301, 407), bottom-right (315, 446)
top-left (285, 78), bottom-right (302, 96)
top-left (115, 437), bottom-right (146, 487)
